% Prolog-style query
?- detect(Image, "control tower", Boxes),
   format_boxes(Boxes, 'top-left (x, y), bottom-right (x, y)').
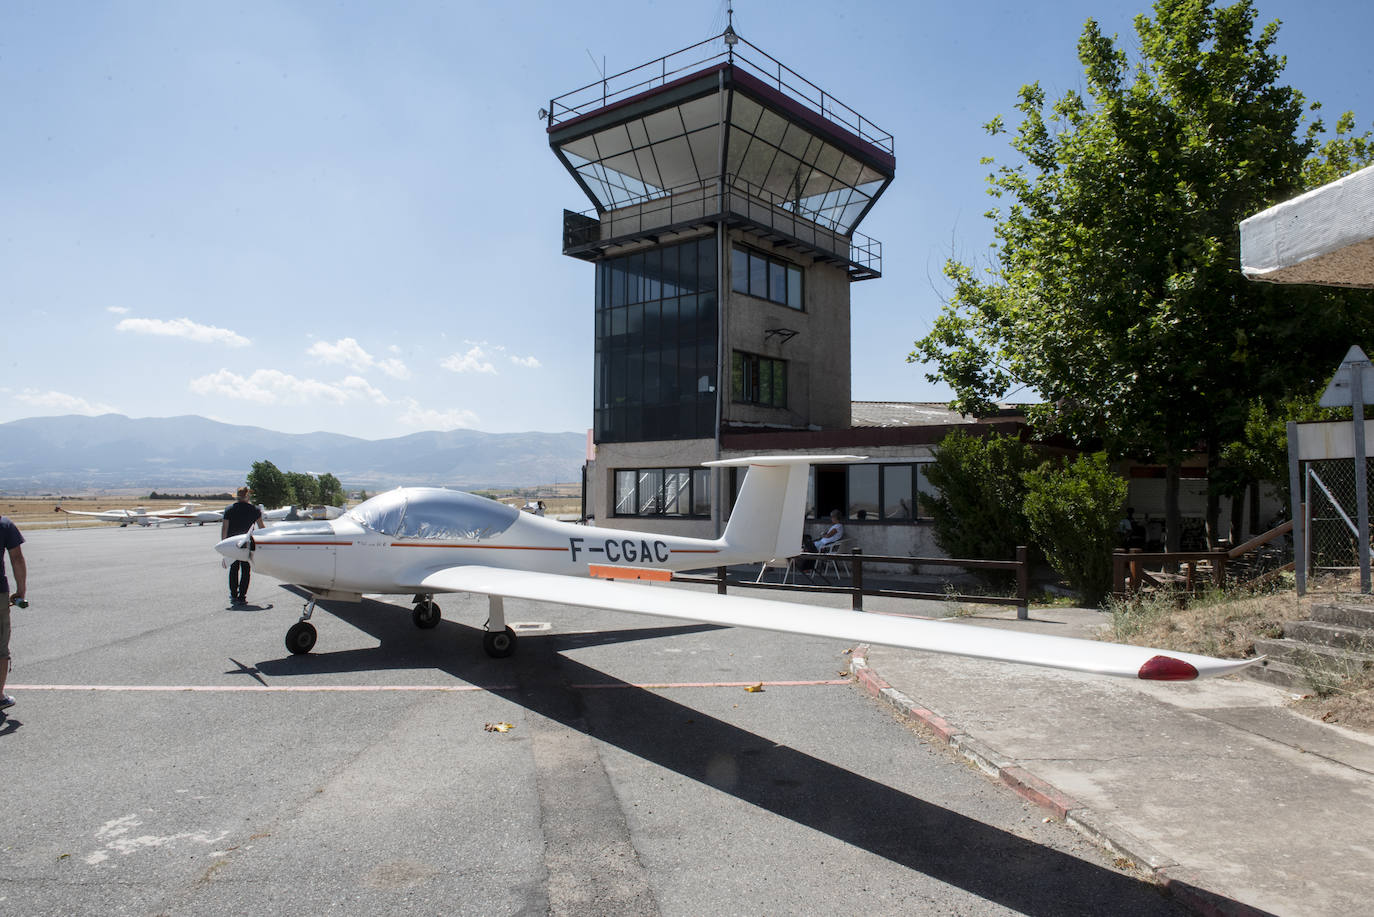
top-left (544, 25), bottom-right (895, 533)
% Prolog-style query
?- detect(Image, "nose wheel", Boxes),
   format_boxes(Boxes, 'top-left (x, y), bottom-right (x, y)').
top-left (285, 621), bottom-right (317, 655)
top-left (285, 596), bottom-right (319, 655)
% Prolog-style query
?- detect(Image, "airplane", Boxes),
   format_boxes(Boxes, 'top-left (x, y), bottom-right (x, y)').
top-left (56, 503), bottom-right (197, 526)
top-left (149, 503), bottom-right (225, 526)
top-left (261, 504), bottom-right (345, 524)
top-left (215, 455), bottom-right (1259, 681)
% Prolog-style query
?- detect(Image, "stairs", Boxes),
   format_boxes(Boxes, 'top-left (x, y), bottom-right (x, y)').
top-left (1248, 598), bottom-right (1374, 692)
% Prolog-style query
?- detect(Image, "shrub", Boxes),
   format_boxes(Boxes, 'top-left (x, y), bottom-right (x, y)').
top-left (1022, 452), bottom-right (1126, 606)
top-left (921, 430), bottom-right (1039, 576)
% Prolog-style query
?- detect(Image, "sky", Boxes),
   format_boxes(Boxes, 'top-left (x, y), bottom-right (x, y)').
top-left (3, 0), bottom-right (1371, 439)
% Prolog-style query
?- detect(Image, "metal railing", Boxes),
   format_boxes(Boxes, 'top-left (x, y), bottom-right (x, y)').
top-left (563, 173), bottom-right (882, 276)
top-left (546, 31), bottom-right (894, 156)
top-left (674, 546), bottom-right (1031, 618)
top-left (1111, 518), bottom-right (1295, 597)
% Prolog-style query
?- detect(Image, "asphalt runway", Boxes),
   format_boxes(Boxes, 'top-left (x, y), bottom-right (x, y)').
top-left (1, 525), bottom-right (1186, 916)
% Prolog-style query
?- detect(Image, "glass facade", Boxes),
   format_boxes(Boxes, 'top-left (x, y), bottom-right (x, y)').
top-left (810, 463), bottom-right (935, 522)
top-left (595, 237), bottom-right (718, 443)
top-left (614, 467), bottom-right (712, 518)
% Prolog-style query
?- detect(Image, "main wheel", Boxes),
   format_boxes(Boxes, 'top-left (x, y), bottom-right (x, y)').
top-left (412, 601), bottom-right (441, 629)
top-left (482, 626), bottom-right (517, 658)
top-left (285, 621), bottom-right (317, 655)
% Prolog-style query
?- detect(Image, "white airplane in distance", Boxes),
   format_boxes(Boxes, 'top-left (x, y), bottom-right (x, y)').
top-left (150, 504), bottom-right (225, 526)
top-left (215, 455), bottom-right (1259, 682)
top-left (56, 503), bottom-right (196, 526)
top-left (261, 504), bottom-right (345, 524)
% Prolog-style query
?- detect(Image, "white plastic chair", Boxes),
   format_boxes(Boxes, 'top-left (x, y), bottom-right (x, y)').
top-left (817, 538), bottom-right (854, 580)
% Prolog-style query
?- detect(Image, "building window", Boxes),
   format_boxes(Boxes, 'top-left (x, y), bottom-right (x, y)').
top-left (613, 467), bottom-right (712, 518)
top-left (810, 463), bottom-right (933, 522)
top-left (731, 245), bottom-right (803, 310)
top-left (731, 351), bottom-right (787, 408)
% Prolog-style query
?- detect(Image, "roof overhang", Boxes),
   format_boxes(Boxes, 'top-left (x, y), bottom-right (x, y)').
top-left (1240, 164), bottom-right (1374, 289)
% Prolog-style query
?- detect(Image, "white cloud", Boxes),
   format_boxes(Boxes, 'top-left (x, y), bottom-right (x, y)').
top-left (117, 317), bottom-right (250, 347)
top-left (306, 337), bottom-right (411, 380)
top-left (440, 346), bottom-right (497, 375)
top-left (396, 398), bottom-right (479, 431)
top-left (189, 369), bottom-right (388, 405)
top-left (509, 354), bottom-right (542, 369)
top-left (106, 305), bottom-right (129, 315)
top-left (17, 388), bottom-right (118, 415)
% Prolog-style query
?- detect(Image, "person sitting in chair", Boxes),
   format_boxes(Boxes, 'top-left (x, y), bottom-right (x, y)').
top-left (816, 510), bottom-right (845, 549)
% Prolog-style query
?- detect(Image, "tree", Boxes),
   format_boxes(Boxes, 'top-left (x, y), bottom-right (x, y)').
top-left (284, 471), bottom-right (319, 506)
top-left (317, 473), bottom-right (345, 506)
top-left (246, 460), bottom-right (290, 509)
top-left (911, 0), bottom-right (1374, 550)
top-left (919, 430), bottom-right (1039, 572)
top-left (1023, 453), bottom-right (1127, 606)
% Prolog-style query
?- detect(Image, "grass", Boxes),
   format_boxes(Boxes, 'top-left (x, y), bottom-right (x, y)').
top-left (1105, 576), bottom-right (1374, 733)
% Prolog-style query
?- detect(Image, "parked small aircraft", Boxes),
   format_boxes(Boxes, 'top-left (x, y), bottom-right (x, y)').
top-left (261, 504), bottom-right (346, 524)
top-left (150, 504), bottom-right (225, 526)
top-left (56, 503), bottom-right (195, 526)
top-left (215, 455), bottom-right (1257, 681)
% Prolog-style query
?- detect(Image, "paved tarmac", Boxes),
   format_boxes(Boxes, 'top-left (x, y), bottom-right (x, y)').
top-left (849, 604), bottom-right (1374, 917)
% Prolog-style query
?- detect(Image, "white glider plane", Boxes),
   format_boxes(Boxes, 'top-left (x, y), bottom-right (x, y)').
top-left (150, 503), bottom-right (225, 526)
top-left (56, 503), bottom-right (195, 526)
top-left (215, 455), bottom-right (1257, 681)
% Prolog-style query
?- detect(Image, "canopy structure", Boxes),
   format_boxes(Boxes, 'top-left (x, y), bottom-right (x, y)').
top-left (1240, 164), bottom-right (1374, 288)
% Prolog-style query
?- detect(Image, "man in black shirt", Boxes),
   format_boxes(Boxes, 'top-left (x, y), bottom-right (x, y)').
top-left (220, 487), bottom-right (265, 605)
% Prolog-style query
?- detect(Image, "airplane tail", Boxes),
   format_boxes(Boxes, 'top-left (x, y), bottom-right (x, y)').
top-left (706, 455), bottom-right (864, 564)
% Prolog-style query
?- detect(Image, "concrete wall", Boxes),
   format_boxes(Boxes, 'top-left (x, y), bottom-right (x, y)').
top-left (723, 228), bottom-right (851, 431)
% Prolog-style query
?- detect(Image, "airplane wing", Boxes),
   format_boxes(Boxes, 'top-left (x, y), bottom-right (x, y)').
top-left (417, 565), bottom-right (1256, 681)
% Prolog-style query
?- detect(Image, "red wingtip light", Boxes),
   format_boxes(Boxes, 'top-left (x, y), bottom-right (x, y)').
top-left (1138, 655), bottom-right (1199, 681)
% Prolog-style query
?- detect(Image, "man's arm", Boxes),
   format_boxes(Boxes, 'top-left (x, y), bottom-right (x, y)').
top-left (9, 545), bottom-right (26, 598)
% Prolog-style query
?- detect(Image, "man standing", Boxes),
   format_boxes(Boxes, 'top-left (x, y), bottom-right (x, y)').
top-left (221, 486), bottom-right (264, 605)
top-left (1, 514), bottom-right (27, 715)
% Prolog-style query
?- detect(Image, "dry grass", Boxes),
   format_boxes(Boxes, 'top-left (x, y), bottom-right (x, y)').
top-left (1106, 576), bottom-right (1374, 733)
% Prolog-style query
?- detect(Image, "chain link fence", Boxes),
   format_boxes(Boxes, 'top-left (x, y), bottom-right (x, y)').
top-left (1304, 458), bottom-right (1374, 590)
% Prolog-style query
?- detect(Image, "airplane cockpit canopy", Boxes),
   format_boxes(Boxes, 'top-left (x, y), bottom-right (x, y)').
top-left (346, 488), bottom-right (521, 541)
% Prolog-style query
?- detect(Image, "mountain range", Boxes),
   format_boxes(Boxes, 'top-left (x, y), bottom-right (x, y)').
top-left (0, 414), bottom-right (587, 493)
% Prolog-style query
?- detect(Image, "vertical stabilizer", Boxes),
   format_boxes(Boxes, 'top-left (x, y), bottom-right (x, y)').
top-left (706, 455), bottom-right (865, 564)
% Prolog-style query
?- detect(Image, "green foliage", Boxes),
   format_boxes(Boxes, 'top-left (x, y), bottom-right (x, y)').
top-left (1023, 453), bottom-right (1127, 607)
top-left (246, 462), bottom-right (346, 508)
top-left (246, 460), bottom-right (290, 509)
top-left (284, 471), bottom-right (320, 506)
top-left (316, 473), bottom-right (345, 506)
top-left (1303, 111), bottom-right (1374, 189)
top-left (910, 0), bottom-right (1374, 482)
top-left (920, 431), bottom-right (1038, 568)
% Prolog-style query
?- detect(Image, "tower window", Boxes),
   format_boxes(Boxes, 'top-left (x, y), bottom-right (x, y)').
top-left (731, 246), bottom-right (803, 310)
top-left (732, 351), bottom-right (787, 408)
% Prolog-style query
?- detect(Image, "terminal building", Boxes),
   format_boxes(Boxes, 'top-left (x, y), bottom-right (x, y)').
top-left (543, 26), bottom-right (937, 549)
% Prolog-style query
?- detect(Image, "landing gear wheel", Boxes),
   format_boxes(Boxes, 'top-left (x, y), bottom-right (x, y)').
top-left (285, 621), bottom-right (317, 655)
top-left (482, 626), bottom-right (517, 658)
top-left (412, 601), bottom-right (441, 629)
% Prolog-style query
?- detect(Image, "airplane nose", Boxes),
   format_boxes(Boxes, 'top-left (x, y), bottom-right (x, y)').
top-left (215, 535), bottom-right (251, 563)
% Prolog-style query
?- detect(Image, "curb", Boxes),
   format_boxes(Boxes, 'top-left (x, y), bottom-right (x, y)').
top-left (849, 646), bottom-right (1276, 917)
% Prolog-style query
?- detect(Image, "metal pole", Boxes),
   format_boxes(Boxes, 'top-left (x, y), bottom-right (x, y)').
top-left (1354, 361), bottom-right (1370, 593)
top-left (1016, 545), bottom-right (1029, 620)
top-left (1287, 421), bottom-right (1305, 596)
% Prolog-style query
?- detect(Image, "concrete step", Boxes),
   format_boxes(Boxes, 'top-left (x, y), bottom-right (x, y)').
top-left (1251, 637), bottom-right (1374, 673)
top-left (1244, 657), bottom-right (1315, 691)
top-left (1311, 602), bottom-right (1374, 630)
top-left (1284, 619), bottom-right (1374, 651)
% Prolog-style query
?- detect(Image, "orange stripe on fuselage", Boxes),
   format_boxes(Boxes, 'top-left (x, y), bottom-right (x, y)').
top-left (589, 565), bottom-right (672, 581)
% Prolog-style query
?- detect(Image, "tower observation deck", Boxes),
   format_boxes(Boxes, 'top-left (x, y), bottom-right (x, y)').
top-left (545, 29), bottom-right (894, 280)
